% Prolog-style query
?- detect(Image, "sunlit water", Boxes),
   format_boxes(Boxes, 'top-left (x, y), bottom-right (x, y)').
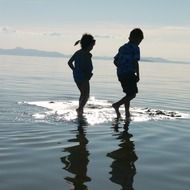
top-left (0, 55), bottom-right (190, 190)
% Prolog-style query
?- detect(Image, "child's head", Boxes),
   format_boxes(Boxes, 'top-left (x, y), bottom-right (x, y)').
top-left (129, 28), bottom-right (144, 45)
top-left (75, 33), bottom-right (96, 50)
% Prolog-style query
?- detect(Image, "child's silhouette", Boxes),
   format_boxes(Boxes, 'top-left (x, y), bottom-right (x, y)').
top-left (68, 34), bottom-right (95, 116)
top-left (112, 28), bottom-right (144, 120)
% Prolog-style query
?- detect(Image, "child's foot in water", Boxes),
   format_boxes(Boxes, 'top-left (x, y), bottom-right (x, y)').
top-left (76, 108), bottom-right (83, 117)
top-left (112, 103), bottom-right (121, 118)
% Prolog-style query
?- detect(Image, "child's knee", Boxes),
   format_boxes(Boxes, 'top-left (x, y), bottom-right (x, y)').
top-left (128, 93), bottom-right (136, 100)
top-left (86, 93), bottom-right (90, 100)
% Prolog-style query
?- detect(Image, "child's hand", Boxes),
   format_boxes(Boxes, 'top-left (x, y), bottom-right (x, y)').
top-left (136, 76), bottom-right (140, 82)
top-left (113, 60), bottom-right (118, 67)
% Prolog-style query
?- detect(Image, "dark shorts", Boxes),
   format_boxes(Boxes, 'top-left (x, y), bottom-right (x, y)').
top-left (118, 74), bottom-right (138, 96)
top-left (75, 79), bottom-right (89, 89)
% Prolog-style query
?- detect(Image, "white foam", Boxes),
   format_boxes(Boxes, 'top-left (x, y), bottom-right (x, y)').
top-left (20, 97), bottom-right (190, 125)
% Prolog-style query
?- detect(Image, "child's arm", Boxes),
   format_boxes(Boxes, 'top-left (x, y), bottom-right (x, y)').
top-left (135, 61), bottom-right (140, 82)
top-left (67, 55), bottom-right (75, 70)
top-left (113, 53), bottom-right (119, 67)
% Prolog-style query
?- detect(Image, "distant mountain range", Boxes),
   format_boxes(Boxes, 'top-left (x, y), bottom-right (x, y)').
top-left (0, 47), bottom-right (65, 58)
top-left (0, 47), bottom-right (188, 64)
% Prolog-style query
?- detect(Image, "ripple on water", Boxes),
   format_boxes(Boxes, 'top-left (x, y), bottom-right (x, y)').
top-left (133, 120), bottom-right (190, 190)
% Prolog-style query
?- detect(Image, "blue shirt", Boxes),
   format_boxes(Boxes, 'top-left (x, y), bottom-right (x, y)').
top-left (72, 49), bottom-right (93, 83)
top-left (114, 42), bottom-right (140, 77)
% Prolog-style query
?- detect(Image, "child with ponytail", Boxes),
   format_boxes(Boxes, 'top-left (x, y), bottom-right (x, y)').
top-left (68, 34), bottom-right (96, 116)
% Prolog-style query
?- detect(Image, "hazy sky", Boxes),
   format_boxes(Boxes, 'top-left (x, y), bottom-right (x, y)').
top-left (0, 0), bottom-right (190, 61)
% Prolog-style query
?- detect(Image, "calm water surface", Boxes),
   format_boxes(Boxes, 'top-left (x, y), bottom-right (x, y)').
top-left (0, 55), bottom-right (190, 190)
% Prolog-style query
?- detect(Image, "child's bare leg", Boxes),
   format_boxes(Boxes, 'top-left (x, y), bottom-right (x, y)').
top-left (76, 81), bottom-right (90, 115)
top-left (112, 96), bottom-right (127, 118)
top-left (76, 94), bottom-right (84, 116)
top-left (112, 103), bottom-right (121, 118)
top-left (124, 101), bottom-right (130, 119)
top-left (125, 94), bottom-right (136, 119)
top-left (113, 94), bottom-right (136, 119)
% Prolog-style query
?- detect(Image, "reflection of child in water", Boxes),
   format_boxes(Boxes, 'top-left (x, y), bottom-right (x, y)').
top-left (68, 34), bottom-right (96, 116)
top-left (112, 28), bottom-right (144, 120)
top-left (107, 122), bottom-right (138, 190)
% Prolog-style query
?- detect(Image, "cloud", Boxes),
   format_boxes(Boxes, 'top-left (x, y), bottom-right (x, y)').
top-left (0, 24), bottom-right (190, 61)
top-left (0, 26), bottom-right (65, 37)
top-left (94, 34), bottom-right (112, 39)
top-left (43, 32), bottom-right (63, 37)
top-left (0, 26), bottom-right (16, 33)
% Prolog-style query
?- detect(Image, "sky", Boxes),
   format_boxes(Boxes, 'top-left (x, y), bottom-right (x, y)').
top-left (0, 0), bottom-right (190, 61)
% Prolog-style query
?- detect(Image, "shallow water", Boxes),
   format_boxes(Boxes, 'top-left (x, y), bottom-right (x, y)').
top-left (0, 55), bottom-right (190, 190)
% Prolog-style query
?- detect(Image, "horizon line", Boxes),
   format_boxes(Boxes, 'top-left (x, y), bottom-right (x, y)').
top-left (0, 47), bottom-right (189, 64)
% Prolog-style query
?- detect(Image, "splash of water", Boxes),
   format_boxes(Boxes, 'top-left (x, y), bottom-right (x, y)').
top-left (19, 97), bottom-right (189, 125)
